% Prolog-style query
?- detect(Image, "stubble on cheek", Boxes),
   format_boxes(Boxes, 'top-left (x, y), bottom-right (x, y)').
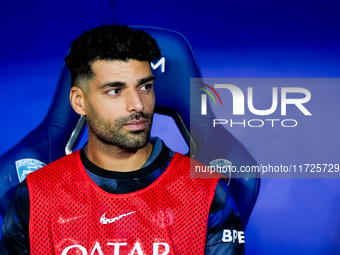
top-left (86, 102), bottom-right (154, 151)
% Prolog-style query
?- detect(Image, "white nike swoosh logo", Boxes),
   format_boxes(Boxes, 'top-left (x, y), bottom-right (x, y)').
top-left (100, 211), bottom-right (136, 224)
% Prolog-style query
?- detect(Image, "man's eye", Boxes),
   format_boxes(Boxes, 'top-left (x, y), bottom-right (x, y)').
top-left (140, 84), bottom-right (152, 91)
top-left (107, 89), bottom-right (121, 95)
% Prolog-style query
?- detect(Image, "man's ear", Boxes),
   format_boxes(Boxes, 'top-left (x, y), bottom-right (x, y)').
top-left (70, 86), bottom-right (86, 116)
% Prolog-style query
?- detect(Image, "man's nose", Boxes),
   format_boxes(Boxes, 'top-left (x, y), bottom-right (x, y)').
top-left (126, 89), bottom-right (144, 112)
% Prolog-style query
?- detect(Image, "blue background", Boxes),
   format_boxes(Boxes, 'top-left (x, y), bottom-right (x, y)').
top-left (1, 0), bottom-right (340, 254)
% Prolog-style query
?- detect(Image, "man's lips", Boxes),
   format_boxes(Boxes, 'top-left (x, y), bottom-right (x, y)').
top-left (124, 119), bottom-right (149, 131)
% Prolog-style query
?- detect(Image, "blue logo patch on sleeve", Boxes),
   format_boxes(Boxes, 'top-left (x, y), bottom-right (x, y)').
top-left (15, 158), bottom-right (46, 182)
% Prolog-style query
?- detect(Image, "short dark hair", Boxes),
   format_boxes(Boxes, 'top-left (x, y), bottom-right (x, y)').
top-left (65, 25), bottom-right (161, 87)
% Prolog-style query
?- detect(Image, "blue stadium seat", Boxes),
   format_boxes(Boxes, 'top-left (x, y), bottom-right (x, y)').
top-left (0, 27), bottom-right (260, 235)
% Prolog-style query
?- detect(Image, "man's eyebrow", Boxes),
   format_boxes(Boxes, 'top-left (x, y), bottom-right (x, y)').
top-left (99, 81), bottom-right (126, 89)
top-left (137, 76), bottom-right (155, 85)
top-left (99, 76), bottom-right (155, 89)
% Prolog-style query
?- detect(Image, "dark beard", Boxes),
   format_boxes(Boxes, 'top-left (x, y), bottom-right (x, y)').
top-left (87, 111), bottom-right (153, 151)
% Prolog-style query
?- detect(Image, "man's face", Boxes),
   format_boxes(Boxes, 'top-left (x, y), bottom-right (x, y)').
top-left (83, 59), bottom-right (155, 151)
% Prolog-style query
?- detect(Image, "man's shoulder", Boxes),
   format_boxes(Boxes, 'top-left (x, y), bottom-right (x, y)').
top-left (170, 152), bottom-right (204, 166)
top-left (27, 150), bottom-right (81, 181)
top-left (169, 153), bottom-right (221, 187)
top-left (178, 155), bottom-right (224, 179)
top-left (168, 152), bottom-right (193, 171)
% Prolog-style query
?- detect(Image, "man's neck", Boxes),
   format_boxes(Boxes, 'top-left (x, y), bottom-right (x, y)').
top-left (85, 139), bottom-right (154, 172)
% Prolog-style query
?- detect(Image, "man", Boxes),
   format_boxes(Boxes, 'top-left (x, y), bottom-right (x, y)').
top-left (0, 25), bottom-right (245, 254)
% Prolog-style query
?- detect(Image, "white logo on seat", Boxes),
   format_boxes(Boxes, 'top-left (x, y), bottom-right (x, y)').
top-left (151, 57), bottom-right (165, 73)
top-left (100, 211), bottom-right (136, 224)
top-left (15, 158), bottom-right (46, 182)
